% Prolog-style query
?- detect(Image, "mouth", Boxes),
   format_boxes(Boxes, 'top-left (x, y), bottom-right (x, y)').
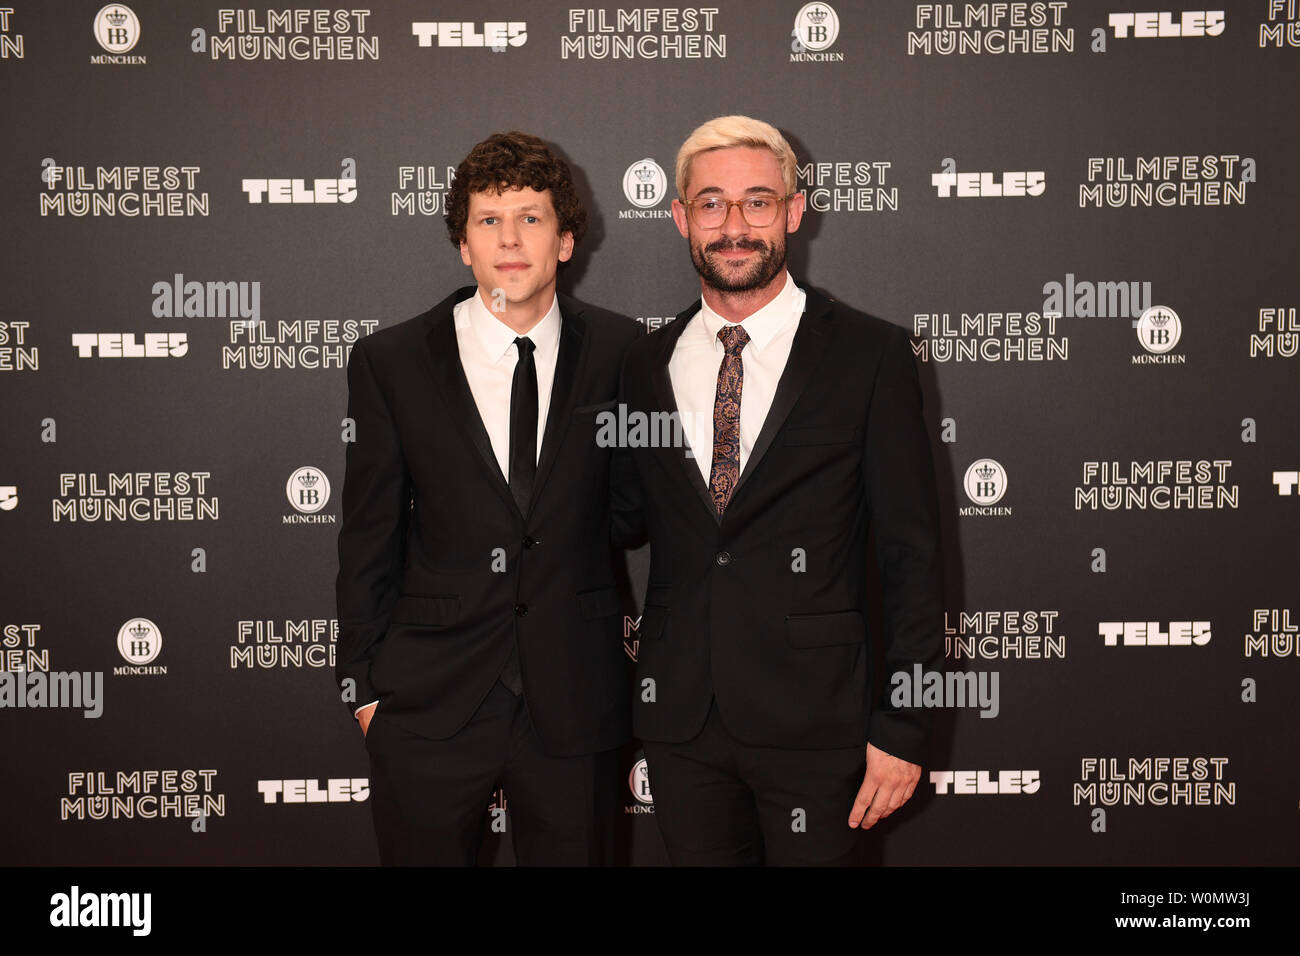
top-left (496, 261), bottom-right (530, 271)
top-left (707, 240), bottom-right (764, 261)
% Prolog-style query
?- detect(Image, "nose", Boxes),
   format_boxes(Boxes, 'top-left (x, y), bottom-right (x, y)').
top-left (499, 217), bottom-right (520, 246)
top-left (721, 200), bottom-right (749, 237)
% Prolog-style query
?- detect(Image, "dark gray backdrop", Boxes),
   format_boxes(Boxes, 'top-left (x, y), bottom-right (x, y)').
top-left (1, 1), bottom-right (1296, 866)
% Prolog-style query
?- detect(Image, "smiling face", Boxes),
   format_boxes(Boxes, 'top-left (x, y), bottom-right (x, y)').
top-left (459, 186), bottom-right (574, 323)
top-left (671, 146), bottom-right (804, 298)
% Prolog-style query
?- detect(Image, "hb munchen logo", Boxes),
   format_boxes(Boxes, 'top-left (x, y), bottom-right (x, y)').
top-left (284, 467), bottom-right (334, 522)
top-left (627, 757), bottom-right (654, 812)
top-left (115, 618), bottom-right (165, 676)
top-left (620, 159), bottom-right (671, 219)
top-left (0, 485), bottom-right (16, 511)
top-left (960, 459), bottom-right (1011, 516)
top-left (791, 3), bottom-right (844, 61)
top-left (94, 5), bottom-right (139, 53)
top-left (1134, 305), bottom-right (1185, 363)
top-left (623, 159), bottom-right (666, 207)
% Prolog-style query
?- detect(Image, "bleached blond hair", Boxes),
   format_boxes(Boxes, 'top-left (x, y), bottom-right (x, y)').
top-left (675, 115), bottom-right (798, 199)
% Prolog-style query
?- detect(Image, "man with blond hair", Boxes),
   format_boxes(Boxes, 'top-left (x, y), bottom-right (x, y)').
top-left (613, 115), bottom-right (944, 865)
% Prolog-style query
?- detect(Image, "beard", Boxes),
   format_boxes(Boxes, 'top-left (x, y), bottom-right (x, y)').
top-left (689, 234), bottom-right (787, 294)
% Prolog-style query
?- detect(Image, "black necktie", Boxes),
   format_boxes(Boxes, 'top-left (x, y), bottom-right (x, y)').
top-left (508, 336), bottom-right (537, 515)
top-left (502, 336), bottom-right (537, 697)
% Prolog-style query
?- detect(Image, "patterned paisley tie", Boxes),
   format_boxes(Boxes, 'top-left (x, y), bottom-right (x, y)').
top-left (709, 324), bottom-right (750, 515)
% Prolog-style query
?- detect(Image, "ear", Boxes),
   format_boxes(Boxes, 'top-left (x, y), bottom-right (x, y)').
top-left (785, 191), bottom-right (806, 234)
top-left (558, 230), bottom-right (574, 263)
top-left (671, 199), bottom-right (690, 239)
top-left (459, 239), bottom-right (472, 267)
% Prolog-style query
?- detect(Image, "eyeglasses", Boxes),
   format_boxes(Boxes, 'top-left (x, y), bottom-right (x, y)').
top-left (680, 193), bottom-right (796, 229)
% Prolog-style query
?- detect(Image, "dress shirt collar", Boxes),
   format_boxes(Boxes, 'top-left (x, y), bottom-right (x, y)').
top-left (465, 288), bottom-right (562, 365)
top-left (697, 272), bottom-right (803, 355)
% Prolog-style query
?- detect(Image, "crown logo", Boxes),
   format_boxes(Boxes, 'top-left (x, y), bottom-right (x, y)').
top-left (1149, 309), bottom-right (1172, 327)
top-left (297, 472), bottom-right (319, 488)
top-left (975, 464), bottom-right (996, 480)
top-left (807, 6), bottom-right (828, 24)
top-left (106, 8), bottom-right (129, 26)
top-left (634, 164), bottom-right (656, 182)
top-left (130, 622), bottom-right (151, 639)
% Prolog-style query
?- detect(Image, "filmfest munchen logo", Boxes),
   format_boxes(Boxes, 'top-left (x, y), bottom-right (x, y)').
top-left (623, 615), bottom-right (640, 661)
top-left (1, 8), bottom-right (24, 60)
top-left (94, 5), bottom-right (140, 53)
top-left (285, 466), bottom-right (330, 515)
top-left (116, 618), bottom-right (161, 666)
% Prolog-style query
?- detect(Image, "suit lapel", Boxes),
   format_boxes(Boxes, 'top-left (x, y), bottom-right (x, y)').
top-left (528, 295), bottom-right (588, 517)
top-left (651, 301), bottom-right (722, 525)
top-left (728, 287), bottom-right (833, 503)
top-left (423, 286), bottom-right (520, 517)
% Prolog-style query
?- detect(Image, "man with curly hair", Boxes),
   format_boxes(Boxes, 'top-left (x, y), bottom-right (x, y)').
top-left (336, 132), bottom-right (640, 865)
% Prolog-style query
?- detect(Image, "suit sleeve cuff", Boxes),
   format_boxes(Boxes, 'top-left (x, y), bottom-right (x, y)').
top-left (868, 708), bottom-right (933, 768)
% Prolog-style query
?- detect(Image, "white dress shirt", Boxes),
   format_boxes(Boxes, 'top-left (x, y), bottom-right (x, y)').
top-left (454, 288), bottom-right (561, 477)
top-left (668, 272), bottom-right (806, 485)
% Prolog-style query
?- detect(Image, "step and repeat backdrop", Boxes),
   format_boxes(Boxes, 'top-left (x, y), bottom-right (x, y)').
top-left (1, 1), bottom-right (1296, 867)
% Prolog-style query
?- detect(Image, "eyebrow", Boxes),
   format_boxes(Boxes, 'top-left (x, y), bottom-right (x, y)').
top-left (690, 185), bottom-right (783, 198)
top-left (475, 204), bottom-right (549, 215)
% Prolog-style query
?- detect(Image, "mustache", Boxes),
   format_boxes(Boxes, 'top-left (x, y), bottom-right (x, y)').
top-left (704, 237), bottom-right (768, 254)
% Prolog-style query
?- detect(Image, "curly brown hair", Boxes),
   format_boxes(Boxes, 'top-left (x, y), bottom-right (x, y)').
top-left (444, 132), bottom-right (588, 248)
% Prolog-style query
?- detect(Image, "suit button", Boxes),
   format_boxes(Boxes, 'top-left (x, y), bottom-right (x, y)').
top-left (515, 604), bottom-right (528, 616)
top-left (522, 536), bottom-right (539, 549)
top-left (715, 551), bottom-right (732, 566)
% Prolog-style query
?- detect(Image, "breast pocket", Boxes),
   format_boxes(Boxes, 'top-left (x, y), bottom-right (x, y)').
top-left (572, 399), bottom-right (618, 418)
top-left (568, 399), bottom-right (615, 441)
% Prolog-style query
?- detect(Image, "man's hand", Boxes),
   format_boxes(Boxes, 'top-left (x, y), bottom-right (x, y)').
top-left (356, 702), bottom-right (377, 737)
top-left (848, 742), bottom-right (921, 829)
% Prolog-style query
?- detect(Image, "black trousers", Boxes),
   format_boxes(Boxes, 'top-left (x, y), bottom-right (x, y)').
top-left (643, 699), bottom-right (867, 866)
top-left (365, 680), bottom-right (617, 866)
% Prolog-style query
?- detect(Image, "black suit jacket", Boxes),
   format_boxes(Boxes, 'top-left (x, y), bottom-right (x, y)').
top-left (336, 286), bottom-right (641, 756)
top-left (613, 285), bottom-right (944, 764)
